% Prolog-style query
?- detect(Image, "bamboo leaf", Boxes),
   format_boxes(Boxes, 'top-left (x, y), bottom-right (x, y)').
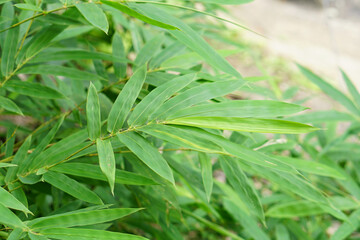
top-left (168, 100), bottom-right (307, 120)
top-left (39, 228), bottom-right (148, 240)
top-left (198, 152), bottom-right (213, 202)
top-left (128, 73), bottom-right (196, 127)
top-left (298, 64), bottom-right (360, 115)
top-left (134, 34), bottom-right (164, 67)
top-left (341, 69), bottom-right (360, 109)
top-left (220, 156), bottom-right (264, 223)
top-left (0, 96), bottom-right (23, 115)
top-left (117, 132), bottom-right (174, 184)
top-left (107, 64), bottom-right (147, 133)
top-left (50, 163), bottom-right (157, 185)
top-left (76, 3), bottom-right (108, 33)
top-left (15, 3), bottom-right (42, 11)
top-left (43, 171), bottom-right (103, 205)
top-left (96, 138), bottom-right (116, 194)
top-left (4, 81), bottom-right (65, 99)
top-left (101, 0), bottom-right (178, 30)
top-left (112, 33), bottom-right (127, 79)
top-left (1, 17), bottom-right (18, 77)
top-left (0, 163), bottom-right (17, 168)
top-left (0, 187), bottom-right (31, 214)
top-left (330, 209), bottom-right (360, 240)
top-left (28, 208), bottom-right (142, 229)
top-left (195, 0), bottom-right (253, 4)
top-left (86, 82), bottom-right (101, 141)
top-left (0, 203), bottom-right (27, 229)
top-left (149, 80), bottom-right (244, 121)
top-left (18, 65), bottom-right (103, 81)
top-left (28, 233), bottom-right (49, 240)
top-left (166, 116), bottom-right (318, 134)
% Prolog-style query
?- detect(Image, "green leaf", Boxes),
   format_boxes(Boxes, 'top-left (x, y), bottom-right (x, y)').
top-left (198, 152), bottom-right (213, 202)
top-left (86, 82), bottom-right (101, 141)
top-left (134, 34), bottom-right (164, 67)
top-left (4, 81), bottom-right (65, 99)
top-left (96, 139), bottom-right (116, 194)
top-left (341, 69), bottom-right (360, 108)
top-left (168, 100), bottom-right (307, 120)
top-left (15, 3), bottom-right (42, 11)
top-left (0, 96), bottom-right (23, 115)
top-left (112, 33), bottom-right (127, 79)
top-left (43, 171), bottom-right (103, 205)
top-left (275, 156), bottom-right (345, 179)
top-left (39, 228), bottom-right (148, 240)
top-left (18, 117), bottom-right (64, 175)
top-left (0, 203), bottom-right (26, 229)
top-left (107, 64), bottom-right (147, 133)
top-left (330, 209), bottom-right (360, 240)
top-left (128, 73), bottom-right (196, 127)
top-left (149, 80), bottom-right (244, 121)
top-left (0, 187), bottom-right (31, 214)
top-left (117, 132), bottom-right (174, 184)
top-left (76, 3), bottom-right (109, 33)
top-left (18, 65), bottom-right (103, 81)
top-left (28, 233), bottom-right (49, 240)
top-left (298, 64), bottom-right (360, 115)
top-left (133, 4), bottom-right (243, 79)
top-left (1, 18), bottom-right (19, 77)
top-left (101, 0), bottom-right (178, 30)
top-left (220, 156), bottom-right (264, 223)
top-left (7, 228), bottom-right (24, 240)
top-left (28, 208), bottom-right (142, 229)
top-left (0, 163), bottom-right (17, 168)
top-left (31, 50), bottom-right (129, 63)
top-left (223, 199), bottom-right (270, 240)
top-left (50, 163), bottom-right (157, 185)
top-left (195, 0), bottom-right (253, 4)
top-left (166, 116), bottom-right (318, 134)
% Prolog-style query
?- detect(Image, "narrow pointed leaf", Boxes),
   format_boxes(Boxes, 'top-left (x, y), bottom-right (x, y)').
top-left (128, 73), bottom-right (196, 127)
top-left (43, 171), bottom-right (103, 205)
top-left (107, 64), bottom-right (147, 133)
top-left (166, 117), bottom-right (318, 134)
top-left (134, 34), bottom-right (164, 67)
top-left (1, 18), bottom-right (19, 77)
top-left (50, 163), bottom-right (157, 185)
top-left (341, 69), bottom-right (360, 109)
top-left (220, 156), bottom-right (264, 223)
top-left (330, 209), bottom-right (360, 240)
top-left (117, 132), bottom-right (174, 184)
top-left (29, 208), bottom-right (142, 229)
top-left (198, 152), bottom-right (213, 202)
top-left (101, 0), bottom-right (178, 30)
top-left (96, 138), bottom-right (116, 194)
top-left (4, 81), bottom-right (65, 99)
top-left (76, 3), bottom-right (108, 33)
top-left (39, 228), bottom-right (148, 240)
top-left (86, 83), bottom-right (101, 141)
top-left (15, 3), bottom-right (42, 11)
top-left (0, 187), bottom-right (31, 214)
top-left (0, 203), bottom-right (26, 229)
top-left (0, 96), bottom-right (23, 115)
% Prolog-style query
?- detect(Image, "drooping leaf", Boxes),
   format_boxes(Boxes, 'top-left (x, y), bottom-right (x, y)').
top-left (107, 64), bottom-right (147, 133)
top-left (1, 17), bottom-right (19, 77)
top-left (117, 132), bottom-right (174, 184)
top-left (101, 0), bottom-right (178, 30)
top-left (341, 69), bottom-right (360, 109)
top-left (28, 208), bottom-right (142, 229)
top-left (0, 96), bottom-right (23, 115)
top-left (43, 171), bottom-right (103, 205)
top-left (4, 81), bottom-right (65, 99)
top-left (76, 3), bottom-right (109, 33)
top-left (0, 203), bottom-right (26, 229)
top-left (86, 82), bottom-right (101, 141)
top-left (50, 163), bottom-right (157, 185)
top-left (96, 138), bottom-right (116, 194)
top-left (112, 33), bottom-right (127, 79)
top-left (198, 152), bottom-right (213, 202)
top-left (0, 187), bottom-right (31, 214)
top-left (128, 73), bottom-right (196, 127)
top-left (220, 156), bottom-right (264, 223)
top-left (166, 116), bottom-right (318, 134)
top-left (39, 228), bottom-right (148, 240)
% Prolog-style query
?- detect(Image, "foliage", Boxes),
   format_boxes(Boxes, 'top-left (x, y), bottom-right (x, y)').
top-left (0, 0), bottom-right (358, 239)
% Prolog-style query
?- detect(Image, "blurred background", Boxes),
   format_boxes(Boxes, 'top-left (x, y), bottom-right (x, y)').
top-left (227, 0), bottom-right (360, 110)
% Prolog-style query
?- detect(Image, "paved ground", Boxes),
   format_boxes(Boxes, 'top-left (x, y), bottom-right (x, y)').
top-left (230, 0), bottom-right (360, 92)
